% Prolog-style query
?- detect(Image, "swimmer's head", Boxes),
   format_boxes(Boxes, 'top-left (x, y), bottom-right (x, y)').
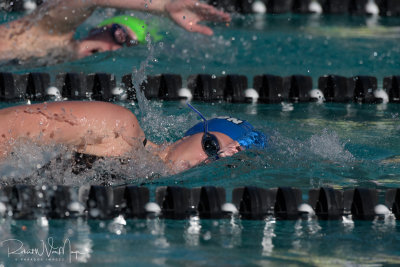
top-left (77, 15), bottom-right (162, 58)
top-left (98, 16), bottom-right (163, 44)
top-left (164, 103), bottom-right (267, 172)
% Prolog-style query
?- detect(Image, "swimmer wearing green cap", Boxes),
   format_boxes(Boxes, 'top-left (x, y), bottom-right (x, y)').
top-left (0, 0), bottom-right (231, 61)
top-left (97, 15), bottom-right (163, 44)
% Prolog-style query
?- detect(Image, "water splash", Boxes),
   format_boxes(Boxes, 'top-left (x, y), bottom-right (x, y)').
top-left (309, 129), bottom-right (355, 162)
top-left (0, 141), bottom-right (169, 186)
top-left (127, 33), bottom-right (198, 143)
top-left (267, 129), bottom-right (355, 165)
top-left (131, 33), bottom-right (155, 115)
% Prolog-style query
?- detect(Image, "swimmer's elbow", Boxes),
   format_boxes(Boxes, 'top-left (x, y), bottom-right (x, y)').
top-left (120, 111), bottom-right (145, 145)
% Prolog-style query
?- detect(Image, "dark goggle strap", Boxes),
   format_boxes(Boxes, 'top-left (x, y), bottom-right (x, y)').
top-left (187, 102), bottom-right (220, 159)
top-left (187, 102), bottom-right (208, 133)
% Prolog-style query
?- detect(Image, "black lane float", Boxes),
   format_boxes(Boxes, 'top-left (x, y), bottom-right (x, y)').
top-left (1, 72), bottom-right (400, 103)
top-left (0, 185), bottom-right (399, 221)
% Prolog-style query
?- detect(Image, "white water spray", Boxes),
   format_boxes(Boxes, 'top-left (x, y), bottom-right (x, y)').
top-left (131, 33), bottom-right (156, 115)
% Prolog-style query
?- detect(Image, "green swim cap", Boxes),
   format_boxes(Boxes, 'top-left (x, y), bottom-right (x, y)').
top-left (98, 15), bottom-right (162, 44)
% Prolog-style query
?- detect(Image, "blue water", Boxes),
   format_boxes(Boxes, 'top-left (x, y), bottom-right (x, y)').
top-left (1, 10), bottom-right (400, 266)
top-left (1, 12), bottom-right (400, 84)
top-left (1, 218), bottom-right (400, 266)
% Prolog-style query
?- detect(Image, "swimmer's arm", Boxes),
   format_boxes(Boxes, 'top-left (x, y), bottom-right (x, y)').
top-left (32, 0), bottom-right (230, 36)
top-left (8, 0), bottom-right (156, 36)
top-left (94, 0), bottom-right (231, 35)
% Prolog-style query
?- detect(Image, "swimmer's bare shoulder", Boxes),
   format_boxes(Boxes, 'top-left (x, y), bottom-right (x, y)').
top-left (0, 101), bottom-right (145, 158)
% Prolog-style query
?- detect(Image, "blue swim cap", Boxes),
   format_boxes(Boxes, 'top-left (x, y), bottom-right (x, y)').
top-left (185, 116), bottom-right (267, 150)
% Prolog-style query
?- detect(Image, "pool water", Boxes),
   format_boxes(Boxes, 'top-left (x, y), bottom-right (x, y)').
top-left (1, 12), bottom-right (400, 83)
top-left (1, 101), bottom-right (400, 266)
top-left (1, 10), bottom-right (400, 266)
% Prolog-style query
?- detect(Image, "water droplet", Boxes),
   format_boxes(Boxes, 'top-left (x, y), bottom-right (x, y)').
top-left (203, 231), bottom-right (212, 240)
top-left (0, 203), bottom-right (6, 215)
top-left (90, 208), bottom-right (100, 218)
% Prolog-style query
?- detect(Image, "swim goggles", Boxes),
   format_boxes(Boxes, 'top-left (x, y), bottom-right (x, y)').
top-left (109, 24), bottom-right (138, 47)
top-left (90, 24), bottom-right (138, 47)
top-left (187, 103), bottom-right (221, 159)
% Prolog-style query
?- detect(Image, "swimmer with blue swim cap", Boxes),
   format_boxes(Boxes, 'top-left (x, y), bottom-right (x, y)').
top-left (185, 103), bottom-right (266, 155)
top-left (0, 101), bottom-right (265, 174)
top-left (163, 103), bottom-right (267, 169)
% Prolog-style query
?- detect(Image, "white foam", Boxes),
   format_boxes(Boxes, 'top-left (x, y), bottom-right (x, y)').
top-left (309, 129), bottom-right (355, 162)
top-left (37, 216), bottom-right (49, 227)
top-left (113, 214), bottom-right (127, 225)
top-left (281, 102), bottom-right (294, 112)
